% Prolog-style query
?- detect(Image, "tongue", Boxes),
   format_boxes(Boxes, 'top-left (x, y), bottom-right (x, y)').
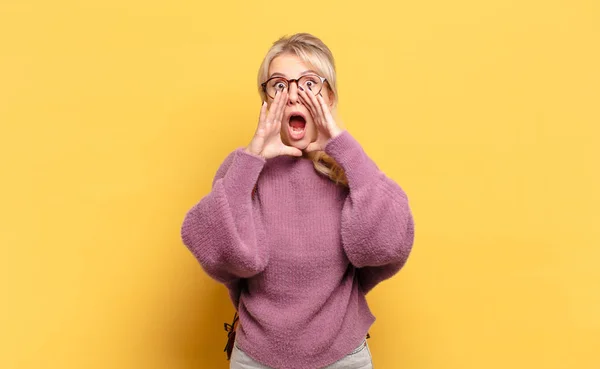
top-left (290, 117), bottom-right (306, 129)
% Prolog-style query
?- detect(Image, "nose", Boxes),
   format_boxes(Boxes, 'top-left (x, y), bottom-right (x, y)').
top-left (287, 81), bottom-right (300, 105)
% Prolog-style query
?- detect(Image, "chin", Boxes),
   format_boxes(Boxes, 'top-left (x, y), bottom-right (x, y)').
top-left (290, 138), bottom-right (311, 151)
top-left (281, 128), bottom-right (316, 152)
top-left (279, 137), bottom-right (305, 152)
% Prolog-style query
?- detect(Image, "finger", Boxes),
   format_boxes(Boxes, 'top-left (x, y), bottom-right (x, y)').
top-left (300, 87), bottom-right (323, 124)
top-left (280, 144), bottom-right (303, 157)
top-left (275, 91), bottom-right (287, 131)
top-left (316, 93), bottom-right (334, 123)
top-left (304, 86), bottom-right (322, 115)
top-left (257, 101), bottom-right (268, 128)
top-left (266, 90), bottom-right (282, 122)
top-left (298, 89), bottom-right (319, 122)
top-left (277, 91), bottom-right (287, 122)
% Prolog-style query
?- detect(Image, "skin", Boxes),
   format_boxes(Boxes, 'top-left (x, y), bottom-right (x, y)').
top-left (245, 53), bottom-right (344, 159)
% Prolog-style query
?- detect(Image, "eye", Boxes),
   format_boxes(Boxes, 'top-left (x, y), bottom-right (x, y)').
top-left (269, 78), bottom-right (288, 91)
top-left (301, 75), bottom-right (320, 90)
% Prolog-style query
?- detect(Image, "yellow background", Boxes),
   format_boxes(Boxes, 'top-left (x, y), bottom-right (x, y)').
top-left (1, 0), bottom-right (598, 368)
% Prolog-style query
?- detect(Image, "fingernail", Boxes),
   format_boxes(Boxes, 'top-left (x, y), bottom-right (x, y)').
top-left (299, 86), bottom-right (304, 91)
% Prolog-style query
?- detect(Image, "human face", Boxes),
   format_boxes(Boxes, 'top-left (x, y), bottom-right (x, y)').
top-left (266, 53), bottom-right (334, 151)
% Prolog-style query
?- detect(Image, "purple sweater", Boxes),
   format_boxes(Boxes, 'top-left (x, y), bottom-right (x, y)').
top-left (181, 131), bottom-right (414, 369)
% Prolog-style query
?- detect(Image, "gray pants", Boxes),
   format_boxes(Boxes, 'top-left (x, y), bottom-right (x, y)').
top-left (230, 339), bottom-right (374, 369)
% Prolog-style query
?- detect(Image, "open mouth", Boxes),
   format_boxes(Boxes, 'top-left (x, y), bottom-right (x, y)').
top-left (288, 114), bottom-right (307, 140)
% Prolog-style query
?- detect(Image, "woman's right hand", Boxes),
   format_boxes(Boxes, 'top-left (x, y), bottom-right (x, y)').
top-left (245, 91), bottom-right (302, 159)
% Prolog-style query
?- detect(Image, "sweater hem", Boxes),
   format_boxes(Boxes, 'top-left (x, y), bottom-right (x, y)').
top-left (235, 313), bottom-right (376, 369)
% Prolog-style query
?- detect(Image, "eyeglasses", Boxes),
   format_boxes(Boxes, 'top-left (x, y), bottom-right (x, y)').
top-left (261, 74), bottom-right (327, 99)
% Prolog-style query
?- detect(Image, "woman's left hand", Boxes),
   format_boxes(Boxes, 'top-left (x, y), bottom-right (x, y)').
top-left (298, 86), bottom-right (344, 152)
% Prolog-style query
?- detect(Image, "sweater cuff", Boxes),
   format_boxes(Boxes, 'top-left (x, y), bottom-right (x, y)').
top-left (324, 131), bottom-right (380, 189)
top-left (222, 148), bottom-right (266, 195)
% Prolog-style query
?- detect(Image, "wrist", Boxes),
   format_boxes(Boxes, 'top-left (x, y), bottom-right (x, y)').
top-left (329, 126), bottom-right (344, 139)
top-left (244, 147), bottom-right (266, 159)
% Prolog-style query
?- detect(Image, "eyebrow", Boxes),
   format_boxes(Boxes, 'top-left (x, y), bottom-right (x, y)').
top-left (268, 70), bottom-right (320, 79)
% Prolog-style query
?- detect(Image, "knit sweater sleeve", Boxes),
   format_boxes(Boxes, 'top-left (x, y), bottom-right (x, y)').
top-left (180, 148), bottom-right (268, 284)
top-left (325, 131), bottom-right (415, 293)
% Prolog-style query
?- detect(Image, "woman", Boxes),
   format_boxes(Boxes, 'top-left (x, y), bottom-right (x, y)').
top-left (181, 33), bottom-right (415, 369)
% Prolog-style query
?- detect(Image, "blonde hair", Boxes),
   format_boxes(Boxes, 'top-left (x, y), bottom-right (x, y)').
top-left (257, 33), bottom-right (348, 187)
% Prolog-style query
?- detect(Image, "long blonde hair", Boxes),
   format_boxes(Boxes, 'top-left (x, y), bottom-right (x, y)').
top-left (257, 33), bottom-right (348, 187)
